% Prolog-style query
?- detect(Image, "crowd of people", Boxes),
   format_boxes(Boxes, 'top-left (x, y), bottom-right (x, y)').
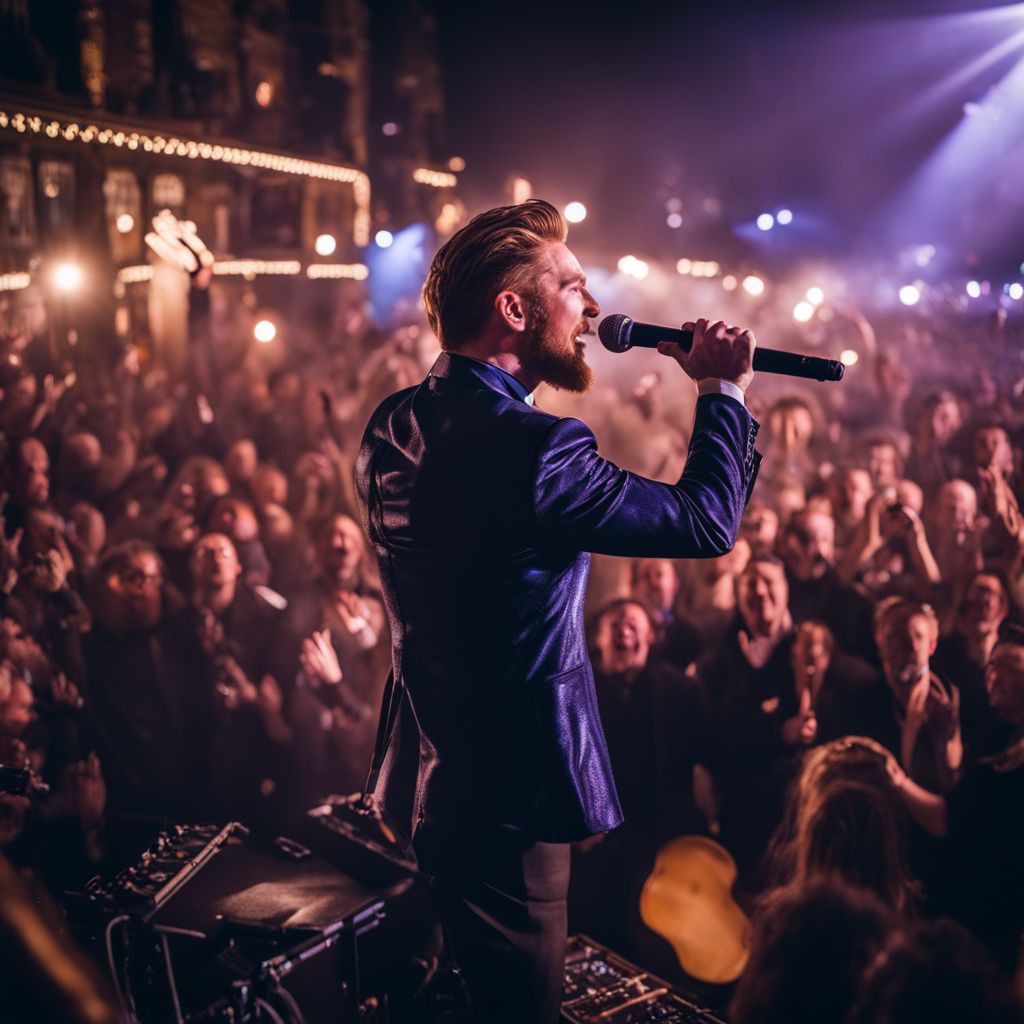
top-left (1, 265), bottom-right (1023, 1019)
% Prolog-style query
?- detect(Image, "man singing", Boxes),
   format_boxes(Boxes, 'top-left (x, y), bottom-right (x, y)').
top-left (356, 200), bottom-right (760, 1022)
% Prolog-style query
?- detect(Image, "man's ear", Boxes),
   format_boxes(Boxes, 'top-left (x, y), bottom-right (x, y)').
top-left (495, 290), bottom-right (528, 332)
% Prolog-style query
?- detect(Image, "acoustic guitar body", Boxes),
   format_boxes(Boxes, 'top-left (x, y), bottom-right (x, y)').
top-left (639, 835), bottom-right (751, 984)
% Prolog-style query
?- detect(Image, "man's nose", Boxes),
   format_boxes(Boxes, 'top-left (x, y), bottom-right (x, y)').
top-left (583, 289), bottom-right (600, 318)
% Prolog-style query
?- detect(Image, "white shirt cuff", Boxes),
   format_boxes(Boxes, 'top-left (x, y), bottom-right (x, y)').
top-left (697, 378), bottom-right (745, 407)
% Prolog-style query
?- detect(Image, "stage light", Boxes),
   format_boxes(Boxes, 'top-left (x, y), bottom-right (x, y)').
top-left (564, 202), bottom-right (587, 224)
top-left (115, 213), bottom-right (134, 233)
top-left (776, 209), bottom-right (793, 225)
top-left (382, 122), bottom-right (399, 136)
top-left (742, 275), bottom-right (765, 296)
top-left (315, 233), bottom-right (337, 256)
top-left (375, 230), bottom-right (394, 248)
top-left (255, 81), bottom-right (273, 107)
top-left (756, 213), bottom-right (774, 231)
top-left (915, 244), bottom-right (936, 268)
top-left (666, 213), bottom-right (683, 229)
top-left (618, 256), bottom-right (637, 274)
top-left (1010, 283), bottom-right (1024, 300)
top-left (793, 301), bottom-right (815, 323)
top-left (721, 275), bottom-right (738, 291)
top-left (676, 259), bottom-right (692, 275)
top-left (254, 320), bottom-right (277, 343)
top-left (632, 259), bottom-right (649, 280)
top-left (704, 261), bottom-right (720, 277)
top-left (448, 156), bottom-right (466, 172)
top-left (806, 286), bottom-right (825, 305)
top-left (840, 349), bottom-right (859, 367)
top-left (966, 280), bottom-right (982, 298)
top-left (53, 262), bottom-right (83, 293)
top-left (898, 284), bottom-right (921, 306)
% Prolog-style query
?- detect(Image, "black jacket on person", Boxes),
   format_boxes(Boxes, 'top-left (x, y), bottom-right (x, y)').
top-left (356, 352), bottom-right (760, 844)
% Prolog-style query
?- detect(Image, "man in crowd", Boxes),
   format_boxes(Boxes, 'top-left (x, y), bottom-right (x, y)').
top-left (694, 555), bottom-right (806, 886)
top-left (874, 598), bottom-right (962, 793)
top-left (629, 558), bottom-right (702, 669)
top-left (356, 199), bottom-right (760, 1022)
top-left (777, 507), bottom-right (876, 657)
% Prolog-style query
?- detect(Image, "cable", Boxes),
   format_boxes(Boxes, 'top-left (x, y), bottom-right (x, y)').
top-left (104, 915), bottom-right (138, 1022)
top-left (160, 931), bottom-right (184, 1024)
top-left (254, 997), bottom-right (288, 1024)
top-left (272, 983), bottom-right (306, 1024)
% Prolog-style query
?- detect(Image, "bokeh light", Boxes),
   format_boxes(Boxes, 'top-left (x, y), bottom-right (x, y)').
top-left (53, 262), bottom-right (83, 293)
top-left (315, 233), bottom-right (337, 256)
top-left (254, 319), bottom-right (277, 343)
top-left (898, 284), bottom-right (921, 306)
top-left (564, 202), bottom-right (587, 224)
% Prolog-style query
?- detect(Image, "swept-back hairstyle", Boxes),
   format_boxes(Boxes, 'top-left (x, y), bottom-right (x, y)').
top-left (422, 200), bottom-right (567, 352)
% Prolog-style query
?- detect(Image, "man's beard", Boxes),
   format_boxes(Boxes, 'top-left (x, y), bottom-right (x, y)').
top-left (522, 300), bottom-right (594, 394)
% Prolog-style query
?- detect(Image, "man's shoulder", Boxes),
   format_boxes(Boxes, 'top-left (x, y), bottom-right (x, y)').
top-left (361, 377), bottom-right (588, 452)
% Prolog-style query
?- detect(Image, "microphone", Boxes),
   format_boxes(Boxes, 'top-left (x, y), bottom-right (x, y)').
top-left (598, 314), bottom-right (845, 382)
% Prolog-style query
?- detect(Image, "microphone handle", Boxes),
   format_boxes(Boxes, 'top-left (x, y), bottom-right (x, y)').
top-left (626, 322), bottom-right (845, 382)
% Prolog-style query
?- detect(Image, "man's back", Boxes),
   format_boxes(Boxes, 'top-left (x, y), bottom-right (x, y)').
top-left (357, 352), bottom-right (620, 841)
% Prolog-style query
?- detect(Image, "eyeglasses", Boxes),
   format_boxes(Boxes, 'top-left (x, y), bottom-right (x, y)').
top-left (122, 569), bottom-right (163, 587)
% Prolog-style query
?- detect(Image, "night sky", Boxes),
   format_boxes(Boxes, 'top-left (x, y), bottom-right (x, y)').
top-left (432, 0), bottom-right (1024, 274)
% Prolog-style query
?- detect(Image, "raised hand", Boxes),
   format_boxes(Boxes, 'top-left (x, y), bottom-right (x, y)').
top-left (300, 629), bottom-right (344, 685)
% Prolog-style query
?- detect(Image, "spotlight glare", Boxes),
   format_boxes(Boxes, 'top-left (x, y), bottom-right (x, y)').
top-left (806, 286), bottom-right (825, 305)
top-left (564, 202), bottom-right (587, 224)
top-left (898, 284), bottom-right (921, 306)
top-left (721, 274), bottom-right (738, 291)
top-left (315, 233), bottom-right (337, 256)
top-left (618, 255), bottom-right (638, 275)
top-left (53, 262), bottom-right (83, 293)
top-left (776, 208), bottom-right (793, 225)
top-left (676, 258), bottom-right (692, 275)
top-left (756, 213), bottom-right (775, 231)
top-left (115, 213), bottom-right (135, 233)
top-left (840, 349), bottom-right (859, 367)
top-left (375, 230), bottom-right (394, 248)
top-left (793, 301), bottom-right (815, 323)
top-left (447, 156), bottom-right (466, 172)
top-left (632, 259), bottom-right (649, 280)
top-left (742, 274), bottom-right (765, 296)
top-left (966, 280), bottom-right (981, 298)
top-left (1010, 283), bottom-right (1023, 301)
top-left (381, 122), bottom-right (399, 137)
top-left (254, 319), bottom-right (277, 343)
top-left (666, 212), bottom-right (683, 229)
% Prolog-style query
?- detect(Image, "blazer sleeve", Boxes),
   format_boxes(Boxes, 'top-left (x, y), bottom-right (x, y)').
top-left (531, 393), bottom-right (760, 558)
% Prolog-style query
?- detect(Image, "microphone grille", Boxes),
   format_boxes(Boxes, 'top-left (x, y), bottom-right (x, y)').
top-left (598, 314), bottom-right (633, 352)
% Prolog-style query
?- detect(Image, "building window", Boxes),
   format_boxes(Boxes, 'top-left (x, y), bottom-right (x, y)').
top-left (104, 169), bottom-right (142, 262)
top-left (152, 173), bottom-right (185, 211)
top-left (0, 157), bottom-right (36, 252)
top-left (38, 161), bottom-right (76, 240)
